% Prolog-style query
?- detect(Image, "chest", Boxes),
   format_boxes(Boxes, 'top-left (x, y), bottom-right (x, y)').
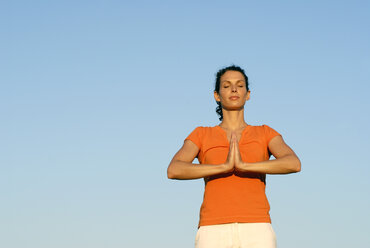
top-left (198, 127), bottom-right (269, 164)
top-left (223, 130), bottom-right (244, 143)
top-left (200, 128), bottom-right (269, 164)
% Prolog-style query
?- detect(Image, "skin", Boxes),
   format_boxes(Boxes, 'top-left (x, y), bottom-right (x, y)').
top-left (167, 70), bottom-right (301, 180)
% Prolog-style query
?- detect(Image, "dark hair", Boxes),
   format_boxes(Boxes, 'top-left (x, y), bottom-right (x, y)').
top-left (214, 65), bottom-right (250, 121)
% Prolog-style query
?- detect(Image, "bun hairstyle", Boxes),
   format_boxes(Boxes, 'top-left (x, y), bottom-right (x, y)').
top-left (214, 65), bottom-right (250, 121)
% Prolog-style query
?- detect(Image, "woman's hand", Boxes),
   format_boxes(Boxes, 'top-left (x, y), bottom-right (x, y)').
top-left (232, 132), bottom-right (247, 172)
top-left (222, 133), bottom-right (237, 173)
top-left (222, 132), bottom-right (248, 173)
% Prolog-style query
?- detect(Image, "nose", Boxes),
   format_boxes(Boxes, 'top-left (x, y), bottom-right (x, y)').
top-left (231, 85), bottom-right (237, 92)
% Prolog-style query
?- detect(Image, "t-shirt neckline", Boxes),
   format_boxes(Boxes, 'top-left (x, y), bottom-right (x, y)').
top-left (214, 124), bottom-right (251, 145)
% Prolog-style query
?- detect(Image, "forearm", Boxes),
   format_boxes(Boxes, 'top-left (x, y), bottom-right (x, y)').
top-left (239, 155), bottom-right (301, 175)
top-left (167, 160), bottom-right (226, 180)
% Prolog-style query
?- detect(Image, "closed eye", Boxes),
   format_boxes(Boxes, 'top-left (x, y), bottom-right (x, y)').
top-left (223, 85), bottom-right (244, 88)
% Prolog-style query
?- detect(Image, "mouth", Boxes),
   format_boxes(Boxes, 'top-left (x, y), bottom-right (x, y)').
top-left (229, 96), bottom-right (240, 100)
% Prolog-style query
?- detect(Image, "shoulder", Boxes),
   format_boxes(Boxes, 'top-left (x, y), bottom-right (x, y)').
top-left (189, 125), bottom-right (217, 131)
top-left (245, 123), bottom-right (267, 131)
top-left (261, 124), bottom-right (280, 133)
top-left (186, 125), bottom-right (209, 136)
top-left (250, 123), bottom-right (272, 128)
top-left (187, 125), bottom-right (220, 138)
top-left (248, 124), bottom-right (281, 140)
top-left (189, 125), bottom-right (206, 132)
top-left (250, 123), bottom-right (278, 131)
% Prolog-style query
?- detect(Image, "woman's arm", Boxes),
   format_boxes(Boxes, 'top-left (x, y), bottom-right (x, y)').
top-left (167, 140), bottom-right (233, 180)
top-left (236, 135), bottom-right (301, 175)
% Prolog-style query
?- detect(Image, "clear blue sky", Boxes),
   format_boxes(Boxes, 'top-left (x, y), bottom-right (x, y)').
top-left (1, 1), bottom-right (369, 247)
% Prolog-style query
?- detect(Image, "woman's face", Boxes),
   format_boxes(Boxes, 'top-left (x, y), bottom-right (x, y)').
top-left (214, 70), bottom-right (250, 110)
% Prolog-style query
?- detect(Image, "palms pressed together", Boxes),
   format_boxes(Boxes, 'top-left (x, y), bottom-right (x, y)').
top-left (223, 132), bottom-right (247, 173)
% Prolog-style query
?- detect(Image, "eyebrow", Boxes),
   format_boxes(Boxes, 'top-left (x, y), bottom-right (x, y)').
top-left (222, 80), bottom-right (245, 84)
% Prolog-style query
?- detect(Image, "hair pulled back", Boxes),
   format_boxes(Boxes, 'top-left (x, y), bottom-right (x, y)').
top-left (214, 65), bottom-right (250, 121)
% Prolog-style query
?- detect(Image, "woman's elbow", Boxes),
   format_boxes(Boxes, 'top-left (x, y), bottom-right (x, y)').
top-left (167, 171), bottom-right (177, 179)
top-left (285, 155), bottom-right (301, 173)
top-left (167, 167), bottom-right (174, 179)
top-left (294, 157), bottom-right (301, 173)
top-left (167, 163), bottom-right (178, 179)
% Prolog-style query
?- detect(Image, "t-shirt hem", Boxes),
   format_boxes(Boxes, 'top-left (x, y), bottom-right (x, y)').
top-left (198, 216), bottom-right (271, 228)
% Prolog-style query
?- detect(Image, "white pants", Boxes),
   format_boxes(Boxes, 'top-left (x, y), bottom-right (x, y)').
top-left (195, 222), bottom-right (277, 248)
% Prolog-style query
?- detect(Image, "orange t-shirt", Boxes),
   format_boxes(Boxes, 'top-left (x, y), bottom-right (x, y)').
top-left (184, 124), bottom-right (281, 228)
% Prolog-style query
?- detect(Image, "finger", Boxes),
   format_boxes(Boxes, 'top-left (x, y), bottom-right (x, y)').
top-left (231, 134), bottom-right (236, 147)
top-left (229, 138), bottom-right (233, 153)
top-left (230, 136), bottom-right (235, 157)
top-left (234, 138), bottom-right (239, 158)
top-left (232, 134), bottom-right (237, 154)
top-left (229, 133), bottom-right (233, 144)
top-left (233, 140), bottom-right (238, 157)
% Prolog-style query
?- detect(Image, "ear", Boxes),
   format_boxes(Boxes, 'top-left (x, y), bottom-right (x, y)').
top-left (246, 90), bottom-right (251, 101)
top-left (214, 91), bottom-right (221, 102)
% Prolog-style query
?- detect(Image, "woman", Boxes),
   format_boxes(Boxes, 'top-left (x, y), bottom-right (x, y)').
top-left (167, 65), bottom-right (301, 248)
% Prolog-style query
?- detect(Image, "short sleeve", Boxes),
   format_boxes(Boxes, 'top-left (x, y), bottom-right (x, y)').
top-left (263, 124), bottom-right (281, 146)
top-left (184, 126), bottom-right (202, 150)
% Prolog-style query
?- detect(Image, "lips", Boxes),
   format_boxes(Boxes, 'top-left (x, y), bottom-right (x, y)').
top-left (229, 96), bottom-right (240, 100)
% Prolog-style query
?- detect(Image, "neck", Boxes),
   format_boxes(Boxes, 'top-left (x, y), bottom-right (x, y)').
top-left (219, 108), bottom-right (248, 130)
